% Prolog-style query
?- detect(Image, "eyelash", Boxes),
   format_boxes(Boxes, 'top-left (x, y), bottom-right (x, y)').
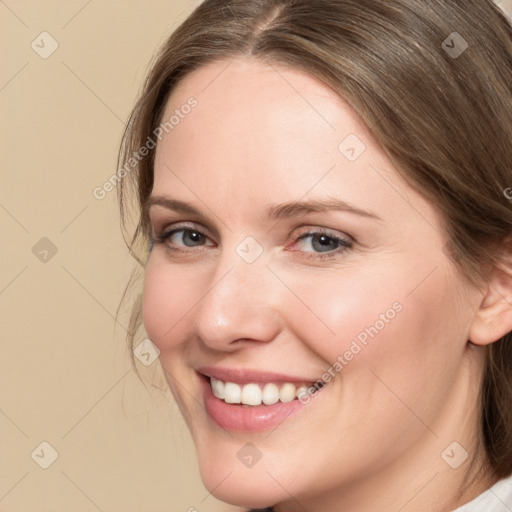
top-left (150, 223), bottom-right (353, 260)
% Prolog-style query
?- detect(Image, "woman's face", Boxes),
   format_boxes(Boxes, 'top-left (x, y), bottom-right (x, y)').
top-left (143, 57), bottom-right (485, 509)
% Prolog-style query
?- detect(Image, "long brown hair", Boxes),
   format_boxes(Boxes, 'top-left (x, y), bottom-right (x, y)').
top-left (117, 0), bottom-right (512, 479)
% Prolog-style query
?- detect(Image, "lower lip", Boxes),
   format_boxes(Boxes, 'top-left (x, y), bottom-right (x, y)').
top-left (200, 374), bottom-right (309, 432)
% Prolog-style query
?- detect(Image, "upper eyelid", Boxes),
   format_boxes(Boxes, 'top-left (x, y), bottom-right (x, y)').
top-left (293, 225), bottom-right (352, 240)
top-left (158, 221), bottom-right (216, 239)
top-left (157, 223), bottom-right (352, 247)
top-left (289, 226), bottom-right (354, 250)
top-left (157, 221), bottom-right (348, 235)
top-left (149, 213), bottom-right (220, 239)
top-left (150, 208), bottom-right (355, 240)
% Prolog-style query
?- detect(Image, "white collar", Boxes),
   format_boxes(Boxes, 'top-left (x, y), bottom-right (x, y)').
top-left (452, 473), bottom-right (512, 512)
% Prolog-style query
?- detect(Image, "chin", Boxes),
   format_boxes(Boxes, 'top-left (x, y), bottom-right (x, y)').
top-left (193, 444), bottom-right (286, 508)
top-left (199, 469), bottom-right (279, 509)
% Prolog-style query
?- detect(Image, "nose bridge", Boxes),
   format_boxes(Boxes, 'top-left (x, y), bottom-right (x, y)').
top-left (193, 241), bottom-right (281, 347)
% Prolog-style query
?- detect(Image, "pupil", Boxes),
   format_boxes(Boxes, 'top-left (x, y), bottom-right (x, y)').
top-left (184, 231), bottom-right (203, 246)
top-left (312, 234), bottom-right (338, 252)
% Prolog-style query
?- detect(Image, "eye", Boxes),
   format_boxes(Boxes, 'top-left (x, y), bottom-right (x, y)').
top-left (169, 229), bottom-right (211, 247)
top-left (151, 225), bottom-right (215, 251)
top-left (288, 228), bottom-right (353, 259)
top-left (297, 233), bottom-right (345, 253)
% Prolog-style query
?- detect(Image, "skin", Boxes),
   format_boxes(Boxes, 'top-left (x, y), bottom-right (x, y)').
top-left (142, 57), bottom-right (505, 511)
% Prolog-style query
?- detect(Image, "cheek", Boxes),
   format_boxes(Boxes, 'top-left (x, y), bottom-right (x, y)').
top-left (279, 259), bottom-right (464, 386)
top-left (276, 263), bottom-right (409, 365)
top-left (141, 256), bottom-right (204, 351)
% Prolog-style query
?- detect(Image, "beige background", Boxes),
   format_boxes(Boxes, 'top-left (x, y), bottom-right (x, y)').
top-left (0, 1), bottom-right (241, 511)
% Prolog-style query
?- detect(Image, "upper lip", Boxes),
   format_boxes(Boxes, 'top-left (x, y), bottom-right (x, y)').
top-left (197, 366), bottom-right (317, 385)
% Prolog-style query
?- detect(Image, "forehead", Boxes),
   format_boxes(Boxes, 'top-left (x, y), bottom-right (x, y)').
top-left (151, 57), bottom-right (440, 234)
top-left (155, 57), bottom-right (370, 184)
top-left (160, 56), bottom-right (368, 147)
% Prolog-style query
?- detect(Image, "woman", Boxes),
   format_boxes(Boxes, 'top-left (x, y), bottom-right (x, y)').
top-left (117, 1), bottom-right (512, 510)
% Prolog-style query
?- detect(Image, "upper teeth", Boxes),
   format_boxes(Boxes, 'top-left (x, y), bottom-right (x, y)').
top-left (210, 377), bottom-right (313, 406)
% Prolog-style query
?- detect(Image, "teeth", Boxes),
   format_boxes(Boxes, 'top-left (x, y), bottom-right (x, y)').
top-left (279, 383), bottom-right (296, 403)
top-left (241, 383), bottom-right (262, 406)
top-left (211, 377), bottom-right (225, 399)
top-left (296, 386), bottom-right (309, 398)
top-left (262, 383), bottom-right (279, 405)
top-left (224, 382), bottom-right (242, 404)
top-left (209, 378), bottom-right (317, 406)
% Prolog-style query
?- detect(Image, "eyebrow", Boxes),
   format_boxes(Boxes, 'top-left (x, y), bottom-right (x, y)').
top-left (266, 198), bottom-right (381, 221)
top-left (145, 195), bottom-right (382, 221)
top-left (145, 196), bottom-right (201, 217)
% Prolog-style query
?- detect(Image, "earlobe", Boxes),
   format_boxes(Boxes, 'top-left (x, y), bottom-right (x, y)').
top-left (469, 262), bottom-right (512, 346)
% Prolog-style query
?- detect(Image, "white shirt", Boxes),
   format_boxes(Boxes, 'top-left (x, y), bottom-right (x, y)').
top-left (453, 474), bottom-right (512, 512)
top-left (254, 474), bottom-right (512, 512)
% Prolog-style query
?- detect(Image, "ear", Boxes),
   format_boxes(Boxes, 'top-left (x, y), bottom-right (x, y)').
top-left (469, 250), bottom-right (512, 346)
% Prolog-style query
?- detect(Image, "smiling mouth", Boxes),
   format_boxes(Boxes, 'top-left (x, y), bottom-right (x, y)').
top-left (198, 370), bottom-right (327, 431)
top-left (207, 376), bottom-right (324, 406)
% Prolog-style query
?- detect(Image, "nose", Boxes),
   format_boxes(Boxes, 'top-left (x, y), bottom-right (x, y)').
top-left (193, 248), bottom-right (283, 351)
